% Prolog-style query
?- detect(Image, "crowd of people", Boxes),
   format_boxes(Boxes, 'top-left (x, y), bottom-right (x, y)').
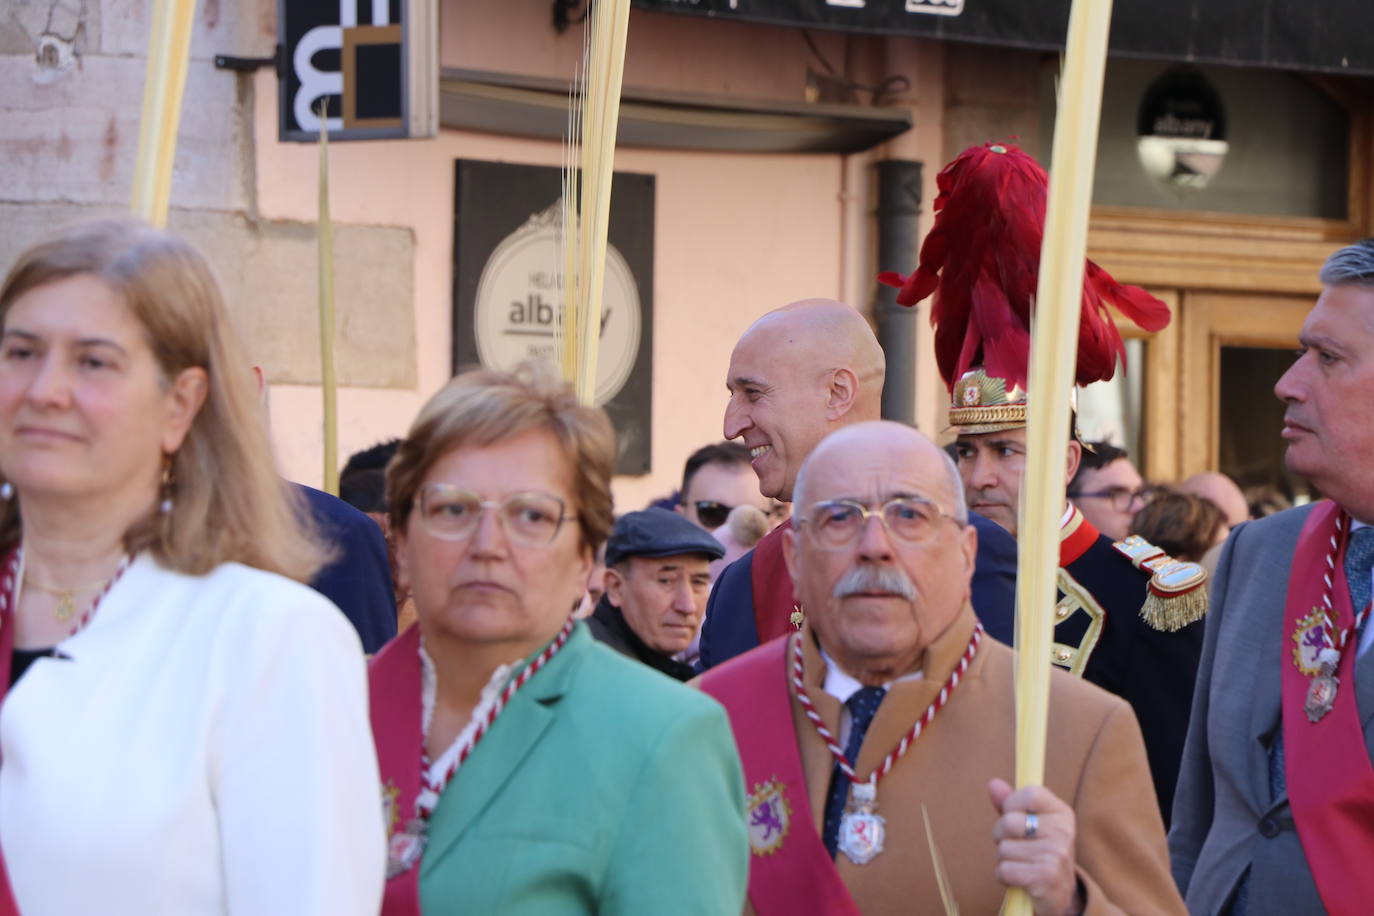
top-left (2, 207), bottom-right (1374, 913)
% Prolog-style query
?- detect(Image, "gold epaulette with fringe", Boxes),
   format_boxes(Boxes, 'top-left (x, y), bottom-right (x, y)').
top-left (1112, 535), bottom-right (1209, 632)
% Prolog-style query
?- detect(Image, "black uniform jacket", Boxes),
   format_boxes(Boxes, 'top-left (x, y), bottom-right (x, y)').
top-left (1055, 508), bottom-right (1205, 826)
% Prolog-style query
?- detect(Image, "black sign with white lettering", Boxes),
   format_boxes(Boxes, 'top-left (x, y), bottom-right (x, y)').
top-left (453, 161), bottom-right (655, 475)
top-left (279, 0), bottom-right (408, 141)
top-left (632, 0), bottom-right (1374, 77)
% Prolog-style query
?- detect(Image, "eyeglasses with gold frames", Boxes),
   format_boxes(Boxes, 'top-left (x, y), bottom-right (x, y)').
top-left (417, 486), bottom-right (576, 547)
top-left (797, 496), bottom-right (962, 551)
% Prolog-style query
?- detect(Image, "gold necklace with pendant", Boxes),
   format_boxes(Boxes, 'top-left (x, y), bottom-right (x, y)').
top-left (24, 574), bottom-right (110, 623)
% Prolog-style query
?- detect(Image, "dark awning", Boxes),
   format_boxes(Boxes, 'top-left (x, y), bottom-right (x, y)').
top-left (440, 68), bottom-right (911, 152)
top-left (632, 0), bottom-right (1374, 78)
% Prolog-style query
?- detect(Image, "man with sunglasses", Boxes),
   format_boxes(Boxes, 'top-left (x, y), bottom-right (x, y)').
top-left (677, 442), bottom-right (770, 532)
top-left (1069, 441), bottom-right (1152, 542)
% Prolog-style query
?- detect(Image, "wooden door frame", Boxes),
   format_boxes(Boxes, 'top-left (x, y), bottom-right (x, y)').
top-left (1179, 292), bottom-right (1313, 477)
top-left (1087, 72), bottom-right (1373, 297)
top-left (1082, 74), bottom-right (1373, 480)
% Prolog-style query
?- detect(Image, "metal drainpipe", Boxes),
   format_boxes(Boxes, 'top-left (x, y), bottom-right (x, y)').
top-left (874, 159), bottom-right (923, 424)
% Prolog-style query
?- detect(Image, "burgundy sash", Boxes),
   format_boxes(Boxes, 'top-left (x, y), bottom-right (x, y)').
top-left (368, 625), bottom-right (424, 916)
top-left (750, 521), bottom-right (795, 645)
top-left (699, 635), bottom-right (860, 916)
top-left (0, 549), bottom-right (23, 915)
top-left (1281, 501), bottom-right (1374, 913)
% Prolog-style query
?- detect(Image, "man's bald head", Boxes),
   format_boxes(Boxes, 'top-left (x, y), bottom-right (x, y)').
top-left (1177, 471), bottom-right (1249, 528)
top-left (783, 421), bottom-right (977, 683)
top-left (795, 422), bottom-right (966, 523)
top-left (741, 298), bottom-right (887, 394)
top-left (724, 299), bottom-right (887, 501)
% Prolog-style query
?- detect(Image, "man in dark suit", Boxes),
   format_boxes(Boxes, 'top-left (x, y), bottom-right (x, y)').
top-left (296, 483), bottom-right (397, 654)
top-left (1171, 239), bottom-right (1374, 913)
top-left (697, 299), bottom-right (1018, 671)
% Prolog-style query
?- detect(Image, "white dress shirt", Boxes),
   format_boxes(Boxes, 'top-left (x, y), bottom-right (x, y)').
top-left (0, 555), bottom-right (385, 915)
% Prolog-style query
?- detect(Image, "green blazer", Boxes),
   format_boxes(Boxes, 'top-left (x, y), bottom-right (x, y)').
top-left (418, 623), bottom-right (748, 914)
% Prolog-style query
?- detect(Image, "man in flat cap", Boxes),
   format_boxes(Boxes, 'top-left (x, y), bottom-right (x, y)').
top-left (589, 507), bottom-right (724, 681)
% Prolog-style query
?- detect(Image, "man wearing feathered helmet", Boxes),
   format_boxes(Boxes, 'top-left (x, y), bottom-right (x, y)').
top-left (880, 141), bottom-right (1208, 827)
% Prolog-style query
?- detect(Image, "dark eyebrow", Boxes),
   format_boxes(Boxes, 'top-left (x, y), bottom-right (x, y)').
top-left (986, 438), bottom-right (1024, 450)
top-left (1298, 333), bottom-right (1342, 353)
top-left (2, 328), bottom-right (128, 355)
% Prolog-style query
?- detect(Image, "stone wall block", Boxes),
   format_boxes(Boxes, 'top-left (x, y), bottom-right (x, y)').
top-left (100, 0), bottom-right (270, 60)
top-left (0, 54), bottom-right (247, 211)
top-left (0, 203), bottom-right (417, 390)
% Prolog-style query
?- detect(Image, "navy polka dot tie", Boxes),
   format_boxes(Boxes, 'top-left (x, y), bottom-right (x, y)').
top-left (822, 686), bottom-right (887, 858)
top-left (1344, 526), bottom-right (1374, 625)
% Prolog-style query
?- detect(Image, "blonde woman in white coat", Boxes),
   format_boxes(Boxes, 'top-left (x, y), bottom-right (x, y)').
top-left (0, 220), bottom-right (385, 915)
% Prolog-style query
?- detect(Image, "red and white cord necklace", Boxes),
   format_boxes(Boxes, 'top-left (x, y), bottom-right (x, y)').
top-left (1, 547), bottom-right (131, 641)
top-left (386, 614), bottom-right (577, 878)
top-left (792, 622), bottom-right (983, 864)
top-left (1302, 514), bottom-right (1370, 722)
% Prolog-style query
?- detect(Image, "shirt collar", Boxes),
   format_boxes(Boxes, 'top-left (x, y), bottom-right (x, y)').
top-left (818, 645), bottom-right (923, 703)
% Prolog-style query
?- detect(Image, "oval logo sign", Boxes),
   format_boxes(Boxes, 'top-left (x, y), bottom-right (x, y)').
top-left (474, 205), bottom-right (641, 407)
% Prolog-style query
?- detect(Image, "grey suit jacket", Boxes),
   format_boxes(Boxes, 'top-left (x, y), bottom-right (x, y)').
top-left (1170, 503), bottom-right (1374, 913)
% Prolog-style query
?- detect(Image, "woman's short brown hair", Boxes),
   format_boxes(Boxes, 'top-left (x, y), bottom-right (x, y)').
top-left (0, 220), bottom-right (328, 581)
top-left (1130, 490), bottom-right (1227, 563)
top-left (387, 362), bottom-right (616, 553)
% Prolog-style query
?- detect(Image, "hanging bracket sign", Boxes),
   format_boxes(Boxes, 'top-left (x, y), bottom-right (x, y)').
top-left (278, 0), bottom-right (438, 142)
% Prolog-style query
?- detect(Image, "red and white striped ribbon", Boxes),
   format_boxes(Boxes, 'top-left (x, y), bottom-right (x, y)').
top-left (415, 614), bottom-right (577, 821)
top-left (1320, 514), bottom-right (1370, 654)
top-left (68, 554), bottom-right (132, 637)
top-left (791, 622), bottom-right (983, 787)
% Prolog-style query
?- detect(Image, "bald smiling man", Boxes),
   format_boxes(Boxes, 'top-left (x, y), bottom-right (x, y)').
top-left (698, 300), bottom-right (1020, 670)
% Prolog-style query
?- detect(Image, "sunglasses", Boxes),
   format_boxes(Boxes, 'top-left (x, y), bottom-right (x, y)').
top-left (692, 500), bottom-right (736, 529)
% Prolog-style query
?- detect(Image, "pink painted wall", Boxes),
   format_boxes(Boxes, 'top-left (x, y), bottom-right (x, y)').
top-left (254, 2), bottom-right (865, 512)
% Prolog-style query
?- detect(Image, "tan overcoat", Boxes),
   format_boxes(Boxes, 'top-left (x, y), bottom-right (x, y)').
top-left (735, 605), bottom-right (1185, 915)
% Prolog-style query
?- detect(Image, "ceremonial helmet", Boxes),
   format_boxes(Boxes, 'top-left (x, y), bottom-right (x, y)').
top-left (877, 142), bottom-right (1171, 428)
top-left (948, 368), bottom-right (1028, 436)
top-left (946, 368), bottom-right (1093, 445)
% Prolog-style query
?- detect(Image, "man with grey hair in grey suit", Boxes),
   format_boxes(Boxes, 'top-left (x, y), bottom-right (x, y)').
top-left (1170, 237), bottom-right (1374, 913)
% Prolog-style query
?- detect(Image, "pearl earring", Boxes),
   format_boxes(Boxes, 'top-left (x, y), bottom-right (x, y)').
top-left (0, 482), bottom-right (12, 500)
top-left (159, 457), bottom-right (174, 514)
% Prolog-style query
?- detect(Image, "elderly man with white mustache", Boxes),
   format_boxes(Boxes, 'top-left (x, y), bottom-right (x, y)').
top-left (699, 421), bottom-right (1184, 915)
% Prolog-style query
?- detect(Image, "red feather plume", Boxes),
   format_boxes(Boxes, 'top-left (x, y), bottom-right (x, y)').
top-left (877, 142), bottom-right (1171, 391)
